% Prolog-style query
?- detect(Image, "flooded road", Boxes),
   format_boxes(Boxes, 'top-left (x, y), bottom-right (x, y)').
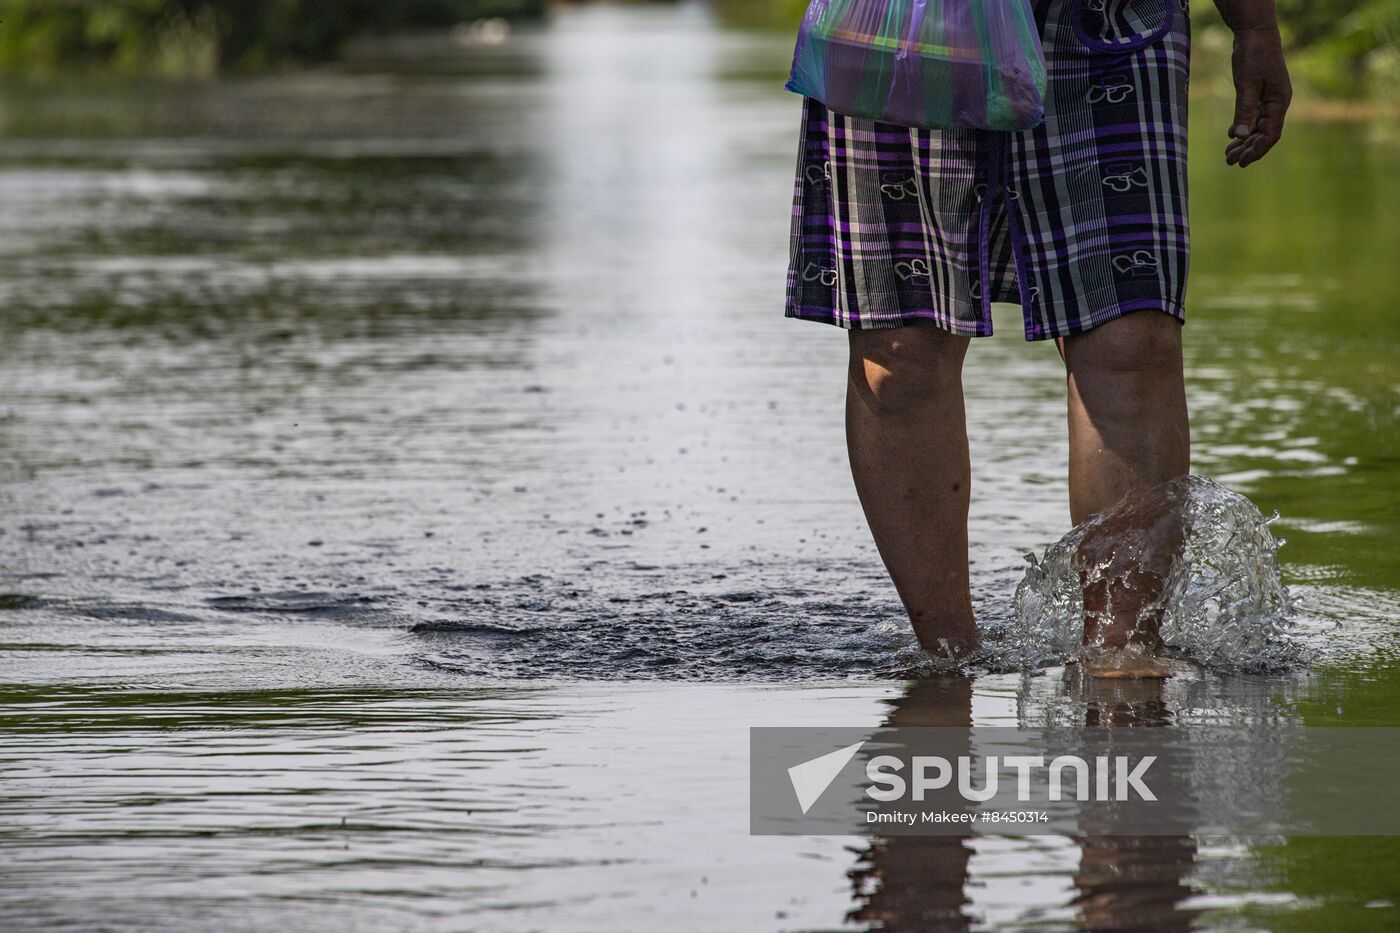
top-left (2, 3), bottom-right (1398, 929)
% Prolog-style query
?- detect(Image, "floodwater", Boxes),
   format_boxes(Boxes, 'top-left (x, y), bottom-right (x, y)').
top-left (2, 3), bottom-right (1398, 930)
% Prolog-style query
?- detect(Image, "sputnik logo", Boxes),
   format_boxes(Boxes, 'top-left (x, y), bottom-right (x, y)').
top-left (787, 741), bottom-right (866, 814)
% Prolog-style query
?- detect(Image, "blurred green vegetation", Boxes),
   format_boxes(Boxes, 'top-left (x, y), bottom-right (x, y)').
top-left (0, 0), bottom-right (547, 76)
top-left (0, 0), bottom-right (1394, 95)
top-left (1203, 0), bottom-right (1400, 100)
top-left (711, 0), bottom-right (1400, 101)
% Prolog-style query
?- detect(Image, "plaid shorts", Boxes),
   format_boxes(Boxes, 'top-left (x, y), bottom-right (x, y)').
top-left (784, 0), bottom-right (1191, 341)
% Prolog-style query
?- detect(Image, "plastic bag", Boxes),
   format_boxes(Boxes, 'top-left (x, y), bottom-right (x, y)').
top-left (785, 0), bottom-right (1046, 132)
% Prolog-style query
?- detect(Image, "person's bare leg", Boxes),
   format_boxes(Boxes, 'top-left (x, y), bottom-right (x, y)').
top-left (1062, 313), bottom-right (1190, 525)
top-left (1073, 492), bottom-right (1186, 677)
top-left (1060, 313), bottom-right (1190, 666)
top-left (847, 326), bottom-right (977, 658)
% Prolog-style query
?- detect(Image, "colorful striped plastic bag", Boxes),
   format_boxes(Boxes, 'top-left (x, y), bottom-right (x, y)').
top-left (785, 0), bottom-right (1046, 132)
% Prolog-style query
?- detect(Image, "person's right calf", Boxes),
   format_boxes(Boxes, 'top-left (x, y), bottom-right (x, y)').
top-left (846, 326), bottom-right (977, 656)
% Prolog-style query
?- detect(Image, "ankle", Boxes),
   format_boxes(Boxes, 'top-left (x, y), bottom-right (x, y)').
top-left (909, 606), bottom-right (979, 656)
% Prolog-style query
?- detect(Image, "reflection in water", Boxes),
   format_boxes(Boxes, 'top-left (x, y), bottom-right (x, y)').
top-left (1071, 676), bottom-right (1196, 933)
top-left (851, 674), bottom-right (1199, 932)
top-left (1073, 836), bottom-right (1197, 933)
top-left (848, 678), bottom-right (976, 932)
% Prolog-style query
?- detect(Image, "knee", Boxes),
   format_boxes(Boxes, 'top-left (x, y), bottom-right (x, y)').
top-left (1064, 312), bottom-right (1182, 378)
top-left (849, 328), bottom-right (967, 415)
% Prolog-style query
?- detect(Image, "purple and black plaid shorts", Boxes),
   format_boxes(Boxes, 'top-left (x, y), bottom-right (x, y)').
top-left (785, 0), bottom-right (1191, 341)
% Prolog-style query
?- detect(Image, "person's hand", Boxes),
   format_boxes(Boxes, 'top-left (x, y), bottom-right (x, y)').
top-left (1226, 26), bottom-right (1291, 167)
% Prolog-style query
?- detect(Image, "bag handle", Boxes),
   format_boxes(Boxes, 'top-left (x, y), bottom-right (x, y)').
top-left (896, 0), bottom-right (928, 61)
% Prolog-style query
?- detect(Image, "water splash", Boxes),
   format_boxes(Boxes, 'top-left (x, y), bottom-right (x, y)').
top-left (1014, 475), bottom-right (1305, 672)
top-left (411, 473), bottom-right (1314, 681)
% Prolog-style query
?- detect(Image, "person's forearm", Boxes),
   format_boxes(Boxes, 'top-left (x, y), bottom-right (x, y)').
top-left (1212, 0), bottom-right (1280, 33)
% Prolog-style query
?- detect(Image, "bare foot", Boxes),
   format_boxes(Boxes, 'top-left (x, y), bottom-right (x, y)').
top-left (916, 624), bottom-right (981, 664)
top-left (1077, 644), bottom-right (1181, 679)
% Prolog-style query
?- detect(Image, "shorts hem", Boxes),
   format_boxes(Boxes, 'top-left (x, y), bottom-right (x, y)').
top-left (785, 306), bottom-right (990, 338)
top-left (1026, 300), bottom-right (1185, 342)
top-left (785, 297), bottom-right (1183, 342)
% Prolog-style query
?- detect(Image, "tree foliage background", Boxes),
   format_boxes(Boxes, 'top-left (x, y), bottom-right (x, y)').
top-left (0, 0), bottom-right (546, 75)
top-left (0, 0), bottom-right (1394, 97)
